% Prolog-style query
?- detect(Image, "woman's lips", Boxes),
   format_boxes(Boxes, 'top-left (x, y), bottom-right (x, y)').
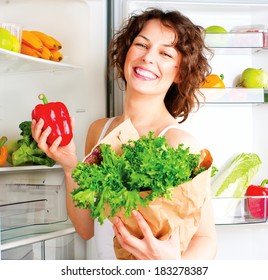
top-left (134, 67), bottom-right (158, 80)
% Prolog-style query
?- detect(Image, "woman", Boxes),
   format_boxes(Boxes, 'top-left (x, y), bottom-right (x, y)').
top-left (31, 8), bottom-right (217, 260)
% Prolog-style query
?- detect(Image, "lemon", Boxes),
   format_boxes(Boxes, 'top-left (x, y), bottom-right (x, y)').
top-left (11, 35), bottom-right (21, 52)
top-left (0, 28), bottom-right (13, 51)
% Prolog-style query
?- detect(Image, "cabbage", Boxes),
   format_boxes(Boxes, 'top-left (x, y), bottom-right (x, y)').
top-left (211, 153), bottom-right (262, 198)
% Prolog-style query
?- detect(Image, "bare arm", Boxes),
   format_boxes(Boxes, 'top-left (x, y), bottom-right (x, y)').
top-left (182, 186), bottom-right (217, 259)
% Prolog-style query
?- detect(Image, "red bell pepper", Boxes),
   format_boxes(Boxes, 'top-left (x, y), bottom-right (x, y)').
top-left (32, 94), bottom-right (73, 146)
top-left (246, 179), bottom-right (268, 219)
top-left (0, 136), bottom-right (8, 166)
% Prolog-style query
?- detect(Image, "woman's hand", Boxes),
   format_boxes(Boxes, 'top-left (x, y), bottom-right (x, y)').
top-left (31, 117), bottom-right (78, 172)
top-left (113, 210), bottom-right (181, 260)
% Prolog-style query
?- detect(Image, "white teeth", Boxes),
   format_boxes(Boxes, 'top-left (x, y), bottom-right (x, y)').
top-left (135, 68), bottom-right (157, 79)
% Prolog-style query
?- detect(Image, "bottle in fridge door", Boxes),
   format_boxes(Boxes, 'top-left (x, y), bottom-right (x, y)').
top-left (109, 0), bottom-right (268, 260)
top-left (0, 0), bottom-right (107, 260)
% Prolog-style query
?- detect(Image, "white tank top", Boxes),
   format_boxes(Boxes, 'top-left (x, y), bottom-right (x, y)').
top-left (94, 117), bottom-right (180, 259)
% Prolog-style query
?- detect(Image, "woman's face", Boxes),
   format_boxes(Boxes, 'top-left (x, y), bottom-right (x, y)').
top-left (124, 19), bottom-right (182, 97)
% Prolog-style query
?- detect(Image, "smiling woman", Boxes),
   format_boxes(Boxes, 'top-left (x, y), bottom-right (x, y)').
top-left (123, 19), bottom-right (181, 98)
top-left (31, 7), bottom-right (217, 260)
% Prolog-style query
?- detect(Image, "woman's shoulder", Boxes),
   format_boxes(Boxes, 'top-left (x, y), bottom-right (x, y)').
top-left (85, 117), bottom-right (112, 155)
top-left (162, 126), bottom-right (201, 154)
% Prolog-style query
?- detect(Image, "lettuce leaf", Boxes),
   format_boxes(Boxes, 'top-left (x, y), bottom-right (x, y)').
top-left (211, 153), bottom-right (262, 198)
top-left (71, 131), bottom-right (203, 224)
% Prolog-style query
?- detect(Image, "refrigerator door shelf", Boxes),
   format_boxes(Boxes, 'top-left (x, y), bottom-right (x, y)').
top-left (0, 48), bottom-right (81, 74)
top-left (199, 88), bottom-right (264, 104)
top-left (212, 196), bottom-right (267, 225)
top-left (205, 32), bottom-right (264, 49)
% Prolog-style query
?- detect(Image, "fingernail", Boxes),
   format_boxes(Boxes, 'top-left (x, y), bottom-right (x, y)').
top-left (132, 210), bottom-right (138, 216)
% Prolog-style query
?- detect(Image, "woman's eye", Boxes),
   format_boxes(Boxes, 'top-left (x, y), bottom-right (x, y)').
top-left (135, 43), bottom-right (147, 48)
top-left (162, 52), bottom-right (172, 58)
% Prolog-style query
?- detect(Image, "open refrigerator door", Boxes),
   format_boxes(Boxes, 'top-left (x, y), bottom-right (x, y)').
top-left (109, 0), bottom-right (268, 259)
top-left (0, 0), bottom-right (107, 260)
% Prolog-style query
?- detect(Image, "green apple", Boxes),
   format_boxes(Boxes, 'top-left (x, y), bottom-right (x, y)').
top-left (0, 28), bottom-right (12, 51)
top-left (239, 68), bottom-right (268, 89)
top-left (205, 25), bottom-right (227, 33)
top-left (10, 35), bottom-right (21, 53)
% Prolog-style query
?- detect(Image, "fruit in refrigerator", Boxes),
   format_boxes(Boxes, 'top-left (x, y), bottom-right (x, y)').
top-left (51, 49), bottom-right (63, 62)
top-left (246, 179), bottom-right (268, 219)
top-left (205, 25), bottom-right (227, 33)
top-left (31, 30), bottom-right (61, 50)
top-left (21, 43), bottom-right (42, 58)
top-left (237, 68), bottom-right (268, 89)
top-left (22, 30), bottom-right (43, 51)
top-left (21, 29), bottom-right (63, 62)
top-left (10, 35), bottom-right (21, 53)
top-left (0, 28), bottom-right (13, 51)
top-left (32, 94), bottom-right (73, 146)
top-left (0, 136), bottom-right (8, 166)
top-left (40, 45), bottom-right (53, 60)
top-left (200, 74), bottom-right (225, 88)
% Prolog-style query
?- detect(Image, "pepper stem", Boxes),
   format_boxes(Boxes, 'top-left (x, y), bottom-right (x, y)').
top-left (38, 93), bottom-right (48, 104)
top-left (260, 179), bottom-right (268, 187)
top-left (0, 136), bottom-right (7, 148)
top-left (220, 74), bottom-right (224, 80)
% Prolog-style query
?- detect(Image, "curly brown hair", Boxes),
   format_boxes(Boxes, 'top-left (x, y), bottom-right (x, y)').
top-left (109, 8), bottom-right (213, 123)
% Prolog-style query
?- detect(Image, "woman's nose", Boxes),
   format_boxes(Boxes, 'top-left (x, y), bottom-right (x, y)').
top-left (142, 50), bottom-right (154, 64)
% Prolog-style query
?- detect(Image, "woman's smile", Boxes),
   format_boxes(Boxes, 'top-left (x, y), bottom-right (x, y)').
top-left (134, 66), bottom-right (158, 80)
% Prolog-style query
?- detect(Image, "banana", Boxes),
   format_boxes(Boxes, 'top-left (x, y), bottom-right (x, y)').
top-left (22, 30), bottom-right (43, 51)
top-left (51, 50), bottom-right (63, 62)
top-left (50, 36), bottom-right (62, 50)
top-left (21, 43), bottom-right (42, 58)
top-left (31, 31), bottom-right (61, 50)
top-left (40, 46), bottom-right (53, 60)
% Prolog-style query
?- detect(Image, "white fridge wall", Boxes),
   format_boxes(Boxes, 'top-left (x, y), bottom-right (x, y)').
top-left (0, 0), bottom-right (107, 160)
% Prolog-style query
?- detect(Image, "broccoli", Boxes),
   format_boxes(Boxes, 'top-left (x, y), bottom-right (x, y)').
top-left (11, 121), bottom-right (56, 167)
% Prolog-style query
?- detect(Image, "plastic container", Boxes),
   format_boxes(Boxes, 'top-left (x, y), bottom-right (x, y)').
top-left (0, 22), bottom-right (22, 52)
top-left (0, 167), bottom-right (68, 231)
top-left (212, 196), bottom-right (267, 225)
top-left (205, 32), bottom-right (264, 48)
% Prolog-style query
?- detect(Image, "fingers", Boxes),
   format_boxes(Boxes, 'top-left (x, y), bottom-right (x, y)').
top-left (131, 210), bottom-right (155, 241)
top-left (113, 216), bottom-right (140, 255)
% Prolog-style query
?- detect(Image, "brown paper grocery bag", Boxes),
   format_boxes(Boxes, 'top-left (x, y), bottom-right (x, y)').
top-left (109, 166), bottom-right (211, 260)
top-left (83, 118), bottom-right (139, 163)
top-left (83, 118), bottom-right (212, 260)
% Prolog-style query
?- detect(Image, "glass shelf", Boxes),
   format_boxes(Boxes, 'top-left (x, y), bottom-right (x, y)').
top-left (205, 32), bottom-right (265, 48)
top-left (1, 220), bottom-right (75, 250)
top-left (0, 164), bottom-right (63, 174)
top-left (212, 196), bottom-right (268, 225)
top-left (198, 88), bottom-right (264, 104)
top-left (0, 48), bottom-right (81, 74)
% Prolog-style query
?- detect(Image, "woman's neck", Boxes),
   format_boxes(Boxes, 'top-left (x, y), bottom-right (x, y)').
top-left (120, 90), bottom-right (172, 134)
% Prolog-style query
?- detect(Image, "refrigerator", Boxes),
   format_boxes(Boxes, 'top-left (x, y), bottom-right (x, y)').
top-left (1, 0), bottom-right (268, 260)
top-left (0, 0), bottom-right (107, 260)
top-left (108, 0), bottom-right (268, 260)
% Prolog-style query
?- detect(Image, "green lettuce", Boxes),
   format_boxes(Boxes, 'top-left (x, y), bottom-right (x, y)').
top-left (71, 132), bottom-right (205, 224)
top-left (211, 153), bottom-right (262, 198)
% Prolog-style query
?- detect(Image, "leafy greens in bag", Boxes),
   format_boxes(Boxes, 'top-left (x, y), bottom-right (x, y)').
top-left (71, 132), bottom-right (206, 224)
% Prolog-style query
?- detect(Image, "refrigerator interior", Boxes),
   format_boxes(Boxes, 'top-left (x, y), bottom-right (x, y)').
top-left (110, 0), bottom-right (268, 259)
top-left (0, 0), bottom-right (107, 259)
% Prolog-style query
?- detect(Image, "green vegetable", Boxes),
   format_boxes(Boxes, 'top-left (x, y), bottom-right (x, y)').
top-left (211, 153), bottom-right (262, 197)
top-left (6, 139), bottom-right (20, 164)
top-left (11, 121), bottom-right (56, 167)
top-left (71, 131), bottom-right (205, 224)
